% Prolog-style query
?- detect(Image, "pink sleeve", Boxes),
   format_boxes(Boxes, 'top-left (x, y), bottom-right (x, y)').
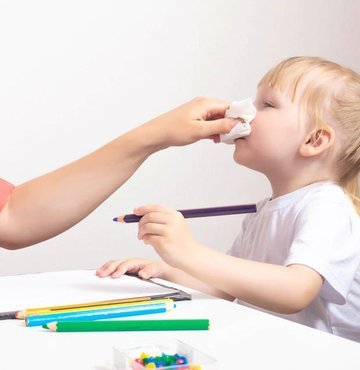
top-left (0, 178), bottom-right (14, 211)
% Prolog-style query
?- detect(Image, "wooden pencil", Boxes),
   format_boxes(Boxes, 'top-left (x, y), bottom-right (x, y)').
top-left (113, 204), bottom-right (257, 223)
top-left (43, 319), bottom-right (210, 332)
top-left (26, 300), bottom-right (175, 327)
top-left (16, 294), bottom-right (164, 319)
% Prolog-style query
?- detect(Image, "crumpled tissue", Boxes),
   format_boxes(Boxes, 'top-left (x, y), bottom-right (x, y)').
top-left (220, 98), bottom-right (256, 144)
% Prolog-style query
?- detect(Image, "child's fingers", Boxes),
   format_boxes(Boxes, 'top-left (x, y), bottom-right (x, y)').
top-left (138, 211), bottom-right (170, 227)
top-left (108, 262), bottom-right (130, 278)
top-left (110, 261), bottom-right (162, 280)
top-left (96, 260), bottom-right (124, 277)
top-left (138, 223), bottom-right (167, 241)
top-left (96, 259), bottom-right (162, 280)
top-left (134, 204), bottom-right (174, 216)
top-left (109, 259), bottom-right (146, 278)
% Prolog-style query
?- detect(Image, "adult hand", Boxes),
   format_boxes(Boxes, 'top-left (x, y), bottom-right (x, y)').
top-left (139, 97), bottom-right (236, 150)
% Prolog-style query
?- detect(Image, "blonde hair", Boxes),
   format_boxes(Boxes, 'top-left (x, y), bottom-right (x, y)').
top-left (259, 56), bottom-right (360, 215)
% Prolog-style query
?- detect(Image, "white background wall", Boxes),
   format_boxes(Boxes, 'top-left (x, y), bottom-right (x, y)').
top-left (0, 0), bottom-right (359, 275)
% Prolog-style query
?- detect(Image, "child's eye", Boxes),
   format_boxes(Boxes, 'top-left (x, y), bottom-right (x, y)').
top-left (264, 101), bottom-right (275, 108)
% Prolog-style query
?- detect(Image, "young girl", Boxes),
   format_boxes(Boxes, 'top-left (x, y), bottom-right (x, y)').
top-left (97, 56), bottom-right (360, 342)
top-left (0, 98), bottom-right (236, 249)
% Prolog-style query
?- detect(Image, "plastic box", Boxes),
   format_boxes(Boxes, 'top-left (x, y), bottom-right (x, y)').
top-left (113, 339), bottom-right (217, 369)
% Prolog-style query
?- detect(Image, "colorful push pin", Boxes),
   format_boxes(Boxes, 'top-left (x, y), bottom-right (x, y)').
top-left (175, 355), bottom-right (188, 365)
top-left (140, 352), bottom-right (149, 360)
top-left (133, 351), bottom-right (192, 369)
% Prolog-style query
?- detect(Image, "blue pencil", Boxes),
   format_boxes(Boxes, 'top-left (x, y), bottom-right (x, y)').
top-left (113, 204), bottom-right (257, 223)
top-left (26, 300), bottom-right (175, 327)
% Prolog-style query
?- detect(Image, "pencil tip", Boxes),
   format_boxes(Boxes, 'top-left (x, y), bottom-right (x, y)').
top-left (45, 322), bottom-right (57, 331)
top-left (113, 215), bottom-right (125, 222)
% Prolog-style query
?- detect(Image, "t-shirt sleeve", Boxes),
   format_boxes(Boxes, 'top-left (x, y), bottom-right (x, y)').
top-left (285, 200), bottom-right (360, 305)
top-left (0, 178), bottom-right (14, 211)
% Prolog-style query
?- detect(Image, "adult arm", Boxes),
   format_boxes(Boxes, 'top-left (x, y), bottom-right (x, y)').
top-left (0, 98), bottom-right (235, 249)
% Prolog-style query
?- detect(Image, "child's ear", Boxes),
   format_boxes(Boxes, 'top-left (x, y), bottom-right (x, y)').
top-left (299, 127), bottom-right (335, 157)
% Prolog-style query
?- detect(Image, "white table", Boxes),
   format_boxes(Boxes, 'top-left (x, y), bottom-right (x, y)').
top-left (0, 271), bottom-right (359, 370)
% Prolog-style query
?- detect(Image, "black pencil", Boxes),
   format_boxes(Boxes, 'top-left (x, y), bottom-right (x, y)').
top-left (113, 204), bottom-right (257, 223)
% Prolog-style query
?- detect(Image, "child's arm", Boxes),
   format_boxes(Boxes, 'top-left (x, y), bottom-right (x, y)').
top-left (0, 98), bottom-right (236, 249)
top-left (96, 258), bottom-right (233, 301)
top-left (134, 205), bottom-right (324, 314)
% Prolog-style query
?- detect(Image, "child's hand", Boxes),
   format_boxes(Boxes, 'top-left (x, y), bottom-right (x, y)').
top-left (141, 97), bottom-right (237, 150)
top-left (135, 204), bottom-right (198, 268)
top-left (96, 258), bottom-right (167, 280)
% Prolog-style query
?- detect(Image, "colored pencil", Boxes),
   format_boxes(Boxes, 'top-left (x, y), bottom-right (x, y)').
top-left (22, 298), bottom-right (172, 318)
top-left (16, 293), bottom-right (175, 320)
top-left (113, 204), bottom-right (257, 223)
top-left (0, 311), bottom-right (18, 320)
top-left (43, 319), bottom-right (210, 332)
top-left (26, 300), bottom-right (175, 327)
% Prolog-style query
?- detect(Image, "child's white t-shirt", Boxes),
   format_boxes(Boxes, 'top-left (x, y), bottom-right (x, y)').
top-left (228, 181), bottom-right (360, 342)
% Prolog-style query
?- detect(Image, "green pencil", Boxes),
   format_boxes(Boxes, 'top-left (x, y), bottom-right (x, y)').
top-left (43, 319), bottom-right (210, 332)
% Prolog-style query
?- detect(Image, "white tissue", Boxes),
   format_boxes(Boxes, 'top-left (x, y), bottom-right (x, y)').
top-left (220, 98), bottom-right (256, 144)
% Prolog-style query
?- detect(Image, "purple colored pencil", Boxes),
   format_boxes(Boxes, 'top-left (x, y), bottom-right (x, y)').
top-left (113, 204), bottom-right (257, 223)
top-left (0, 311), bottom-right (18, 320)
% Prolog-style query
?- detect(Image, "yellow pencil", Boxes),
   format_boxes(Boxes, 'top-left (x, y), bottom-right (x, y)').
top-left (16, 295), bottom-right (162, 319)
top-left (24, 299), bottom-right (174, 319)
